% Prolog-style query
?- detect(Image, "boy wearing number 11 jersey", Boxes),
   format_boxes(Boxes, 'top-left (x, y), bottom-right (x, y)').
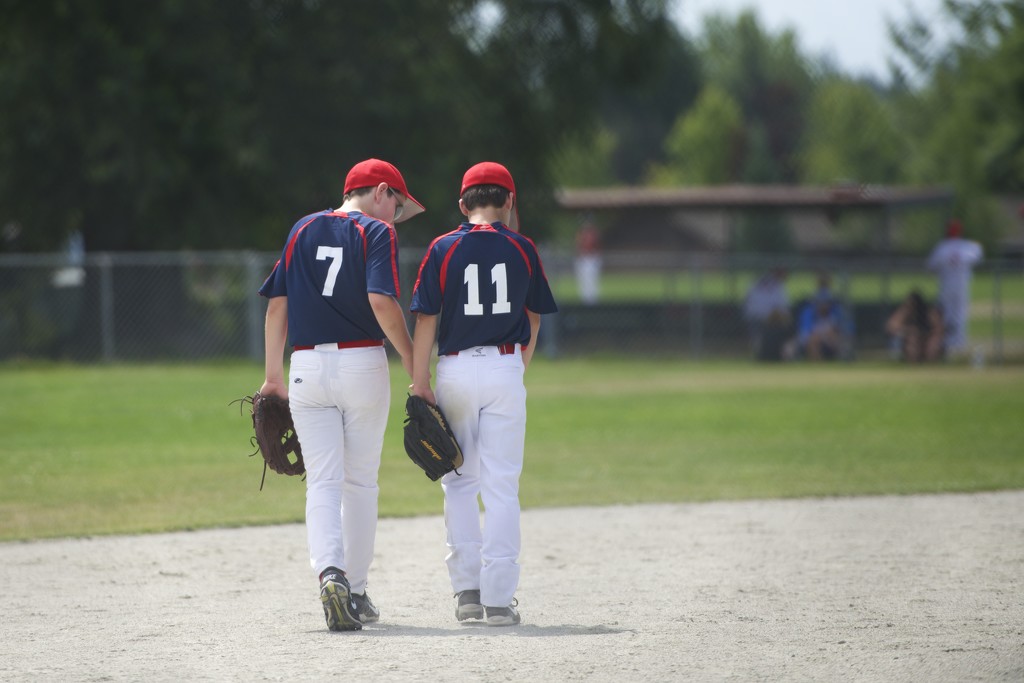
top-left (410, 162), bottom-right (558, 626)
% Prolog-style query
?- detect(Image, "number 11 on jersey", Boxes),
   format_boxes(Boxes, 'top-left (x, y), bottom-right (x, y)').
top-left (464, 263), bottom-right (511, 316)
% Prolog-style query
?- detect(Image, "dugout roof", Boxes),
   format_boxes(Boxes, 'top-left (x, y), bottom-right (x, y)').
top-left (555, 184), bottom-right (955, 212)
top-left (553, 183), bottom-right (957, 254)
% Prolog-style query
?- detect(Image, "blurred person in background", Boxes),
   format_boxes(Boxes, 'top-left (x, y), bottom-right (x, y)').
top-left (796, 292), bottom-right (846, 361)
top-left (742, 268), bottom-right (791, 361)
top-left (886, 289), bottom-right (945, 363)
top-left (794, 271), bottom-right (854, 361)
top-left (809, 271), bottom-right (838, 304)
top-left (574, 217), bottom-right (602, 305)
top-left (927, 218), bottom-right (983, 355)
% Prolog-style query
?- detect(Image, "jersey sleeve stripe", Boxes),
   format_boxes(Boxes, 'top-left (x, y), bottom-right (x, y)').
top-left (438, 236), bottom-right (465, 295)
top-left (413, 234), bottom-right (444, 300)
top-left (501, 234), bottom-right (532, 275)
top-left (354, 222), bottom-right (367, 259)
top-left (521, 234), bottom-right (551, 279)
top-left (413, 230), bottom-right (460, 300)
top-left (387, 224), bottom-right (400, 296)
top-left (284, 214), bottom-right (322, 269)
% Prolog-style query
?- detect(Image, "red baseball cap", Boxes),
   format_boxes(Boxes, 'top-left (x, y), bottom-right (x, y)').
top-left (461, 161), bottom-right (519, 229)
top-left (946, 218), bottom-right (963, 237)
top-left (344, 158), bottom-right (425, 223)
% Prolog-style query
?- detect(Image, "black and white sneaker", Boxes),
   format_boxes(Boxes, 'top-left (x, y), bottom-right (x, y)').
top-left (319, 567), bottom-right (362, 631)
top-left (485, 598), bottom-right (520, 626)
top-left (455, 589), bottom-right (484, 621)
top-left (352, 591), bottom-right (380, 624)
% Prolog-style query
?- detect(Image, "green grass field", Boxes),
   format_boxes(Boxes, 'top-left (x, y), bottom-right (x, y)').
top-left (1, 358), bottom-right (1021, 542)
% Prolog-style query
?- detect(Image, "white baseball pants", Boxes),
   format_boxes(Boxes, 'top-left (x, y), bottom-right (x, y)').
top-left (575, 254), bottom-right (602, 305)
top-left (287, 345), bottom-right (390, 595)
top-left (939, 288), bottom-right (970, 351)
top-left (436, 345), bottom-right (528, 608)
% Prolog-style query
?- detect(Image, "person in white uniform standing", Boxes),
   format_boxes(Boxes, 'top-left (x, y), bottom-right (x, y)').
top-left (927, 218), bottom-right (983, 355)
top-left (409, 161), bottom-right (558, 626)
top-left (258, 158), bottom-right (425, 631)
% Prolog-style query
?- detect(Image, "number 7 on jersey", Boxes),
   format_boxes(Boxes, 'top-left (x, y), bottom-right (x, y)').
top-left (317, 246), bottom-right (344, 296)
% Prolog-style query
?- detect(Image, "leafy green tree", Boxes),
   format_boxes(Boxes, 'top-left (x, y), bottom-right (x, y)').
top-left (548, 126), bottom-right (619, 188)
top-left (800, 79), bottom-right (907, 185)
top-left (647, 85), bottom-right (743, 185)
top-left (594, 18), bottom-right (703, 184)
top-left (645, 10), bottom-right (817, 252)
top-left (697, 10), bottom-right (816, 183)
top-left (795, 79), bottom-right (912, 251)
top-left (889, 0), bottom-right (1024, 249)
top-left (0, 0), bottom-right (682, 252)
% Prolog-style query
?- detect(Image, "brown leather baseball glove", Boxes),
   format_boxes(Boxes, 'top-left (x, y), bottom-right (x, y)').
top-left (237, 391), bottom-right (304, 489)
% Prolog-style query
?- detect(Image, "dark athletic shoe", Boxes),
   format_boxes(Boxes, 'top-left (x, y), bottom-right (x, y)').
top-left (485, 598), bottom-right (520, 626)
top-left (455, 589), bottom-right (484, 621)
top-left (352, 591), bottom-right (380, 624)
top-left (319, 568), bottom-right (362, 632)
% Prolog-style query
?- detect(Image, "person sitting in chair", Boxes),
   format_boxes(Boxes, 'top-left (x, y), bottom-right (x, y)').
top-left (797, 293), bottom-right (846, 361)
top-left (886, 290), bottom-right (945, 362)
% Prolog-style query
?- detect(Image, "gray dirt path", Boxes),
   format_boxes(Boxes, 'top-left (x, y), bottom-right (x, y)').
top-left (2, 491), bottom-right (1022, 682)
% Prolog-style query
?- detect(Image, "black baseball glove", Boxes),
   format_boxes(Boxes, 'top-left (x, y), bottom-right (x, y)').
top-left (236, 391), bottom-right (305, 489)
top-left (403, 394), bottom-right (463, 481)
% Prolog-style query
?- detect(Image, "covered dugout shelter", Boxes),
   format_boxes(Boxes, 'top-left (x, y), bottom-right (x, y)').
top-left (550, 183), bottom-right (955, 357)
top-left (556, 183), bottom-right (955, 254)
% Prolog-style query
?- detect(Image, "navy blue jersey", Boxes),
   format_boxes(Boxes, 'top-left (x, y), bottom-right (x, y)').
top-left (259, 210), bottom-right (401, 347)
top-left (410, 222), bottom-right (558, 355)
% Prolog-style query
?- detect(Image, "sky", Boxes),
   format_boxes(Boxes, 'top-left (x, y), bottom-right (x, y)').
top-left (673, 0), bottom-right (948, 80)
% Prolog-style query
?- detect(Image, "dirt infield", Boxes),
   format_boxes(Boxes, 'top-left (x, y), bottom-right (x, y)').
top-left (2, 491), bottom-right (1022, 682)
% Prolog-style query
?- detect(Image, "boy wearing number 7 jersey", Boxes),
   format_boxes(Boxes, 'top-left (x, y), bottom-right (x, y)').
top-left (409, 162), bottom-right (558, 626)
top-left (258, 159), bottom-right (425, 632)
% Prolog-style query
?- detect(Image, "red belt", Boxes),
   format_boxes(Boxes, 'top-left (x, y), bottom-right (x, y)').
top-left (293, 340), bottom-right (384, 351)
top-left (446, 343), bottom-right (517, 357)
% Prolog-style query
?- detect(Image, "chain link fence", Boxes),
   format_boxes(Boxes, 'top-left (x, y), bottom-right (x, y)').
top-left (1, 250), bottom-right (1020, 363)
top-left (0, 251), bottom-right (269, 362)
